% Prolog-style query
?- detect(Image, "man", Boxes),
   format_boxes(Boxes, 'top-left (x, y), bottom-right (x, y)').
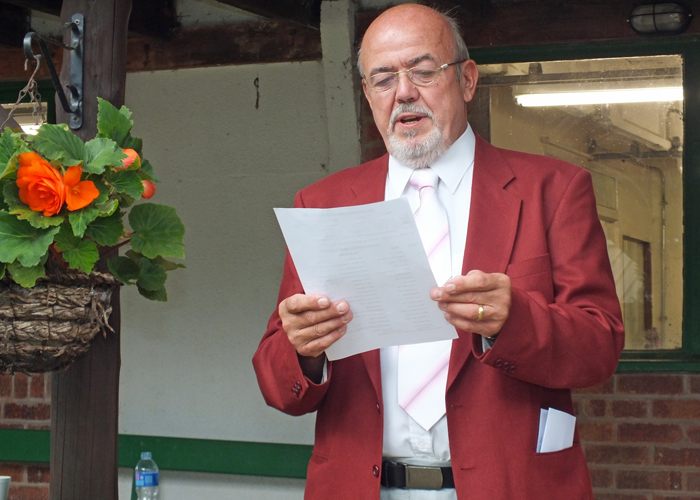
top-left (253, 4), bottom-right (624, 499)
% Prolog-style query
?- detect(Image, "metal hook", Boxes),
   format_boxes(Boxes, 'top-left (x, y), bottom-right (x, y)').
top-left (22, 13), bottom-right (84, 129)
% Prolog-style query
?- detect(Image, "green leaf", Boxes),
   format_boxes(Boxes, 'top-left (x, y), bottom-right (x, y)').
top-left (152, 255), bottom-right (185, 271)
top-left (4, 182), bottom-right (64, 229)
top-left (0, 129), bottom-right (17, 177)
top-left (138, 159), bottom-right (158, 182)
top-left (107, 256), bottom-right (140, 284)
top-left (0, 131), bottom-right (30, 180)
top-left (124, 249), bottom-right (142, 263)
top-left (105, 170), bottom-right (144, 198)
top-left (136, 257), bottom-right (167, 291)
top-left (8, 260), bottom-right (46, 287)
top-left (83, 137), bottom-right (126, 175)
top-left (54, 225), bottom-right (99, 273)
top-left (31, 123), bottom-right (85, 166)
top-left (115, 192), bottom-right (135, 209)
top-left (96, 98), bottom-right (133, 148)
top-left (0, 180), bottom-right (9, 211)
top-left (129, 204), bottom-right (185, 259)
top-left (68, 205), bottom-right (101, 238)
top-left (137, 284), bottom-right (167, 301)
top-left (0, 211), bottom-right (60, 266)
top-left (95, 198), bottom-right (118, 217)
top-left (0, 262), bottom-right (5, 279)
top-left (122, 135), bottom-right (143, 153)
top-left (85, 209), bottom-right (124, 246)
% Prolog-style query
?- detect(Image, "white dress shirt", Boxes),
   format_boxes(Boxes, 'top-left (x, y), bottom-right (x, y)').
top-left (379, 126), bottom-right (475, 499)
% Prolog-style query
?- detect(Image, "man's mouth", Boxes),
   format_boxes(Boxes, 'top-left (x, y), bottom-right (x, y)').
top-left (397, 114), bottom-right (425, 126)
top-left (388, 104), bottom-right (434, 131)
top-left (399, 116), bottom-right (423, 125)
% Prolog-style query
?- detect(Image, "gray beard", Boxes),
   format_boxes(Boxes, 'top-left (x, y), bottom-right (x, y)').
top-left (386, 105), bottom-right (450, 169)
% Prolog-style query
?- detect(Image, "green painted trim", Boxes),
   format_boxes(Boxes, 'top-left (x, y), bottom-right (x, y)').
top-left (118, 434), bottom-right (311, 478)
top-left (0, 428), bottom-right (311, 478)
top-left (0, 428), bottom-right (50, 463)
top-left (469, 36), bottom-right (700, 64)
top-left (617, 360), bottom-right (700, 373)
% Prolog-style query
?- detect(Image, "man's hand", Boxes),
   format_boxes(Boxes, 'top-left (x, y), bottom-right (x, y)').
top-left (279, 294), bottom-right (353, 380)
top-left (430, 270), bottom-right (511, 337)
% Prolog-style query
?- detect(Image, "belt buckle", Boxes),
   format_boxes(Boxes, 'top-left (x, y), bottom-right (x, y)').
top-left (405, 465), bottom-right (443, 490)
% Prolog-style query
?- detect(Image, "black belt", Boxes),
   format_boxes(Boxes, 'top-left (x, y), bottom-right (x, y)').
top-left (381, 460), bottom-right (455, 489)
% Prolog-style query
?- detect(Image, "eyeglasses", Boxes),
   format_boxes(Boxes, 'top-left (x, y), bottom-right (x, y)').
top-left (365, 60), bottom-right (466, 93)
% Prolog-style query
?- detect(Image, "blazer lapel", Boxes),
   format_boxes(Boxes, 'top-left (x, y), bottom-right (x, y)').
top-left (447, 136), bottom-right (522, 389)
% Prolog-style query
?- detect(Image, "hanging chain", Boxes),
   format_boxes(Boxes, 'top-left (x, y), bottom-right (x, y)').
top-left (1, 57), bottom-right (46, 131)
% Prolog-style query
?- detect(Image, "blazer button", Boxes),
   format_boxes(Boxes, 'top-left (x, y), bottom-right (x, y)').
top-left (376, 403), bottom-right (381, 413)
top-left (502, 361), bottom-right (509, 370)
top-left (509, 365), bottom-right (517, 373)
top-left (495, 359), bottom-right (503, 368)
top-left (373, 465), bottom-right (380, 477)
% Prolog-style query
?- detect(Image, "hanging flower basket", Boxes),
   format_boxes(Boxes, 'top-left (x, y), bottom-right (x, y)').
top-left (0, 271), bottom-right (119, 373)
top-left (0, 98), bottom-right (186, 373)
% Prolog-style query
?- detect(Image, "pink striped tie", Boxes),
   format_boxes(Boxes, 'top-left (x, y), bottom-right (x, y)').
top-left (398, 167), bottom-right (453, 431)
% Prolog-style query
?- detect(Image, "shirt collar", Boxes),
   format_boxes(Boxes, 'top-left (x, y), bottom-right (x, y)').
top-left (388, 125), bottom-right (475, 196)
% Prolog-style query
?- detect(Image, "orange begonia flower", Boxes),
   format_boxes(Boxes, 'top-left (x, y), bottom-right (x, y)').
top-left (141, 180), bottom-right (156, 199)
top-left (16, 152), bottom-right (66, 216)
top-left (64, 165), bottom-right (100, 211)
top-left (118, 149), bottom-right (140, 170)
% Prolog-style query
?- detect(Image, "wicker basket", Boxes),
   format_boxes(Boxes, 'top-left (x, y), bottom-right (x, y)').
top-left (0, 272), bottom-right (119, 374)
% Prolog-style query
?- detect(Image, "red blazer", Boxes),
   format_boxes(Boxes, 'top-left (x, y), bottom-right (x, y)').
top-left (253, 135), bottom-right (624, 500)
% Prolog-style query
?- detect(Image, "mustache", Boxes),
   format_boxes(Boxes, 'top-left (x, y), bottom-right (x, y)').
top-left (388, 103), bottom-right (435, 130)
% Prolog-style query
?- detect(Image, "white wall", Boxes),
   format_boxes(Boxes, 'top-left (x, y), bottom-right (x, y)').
top-left (121, 62), bottom-right (328, 442)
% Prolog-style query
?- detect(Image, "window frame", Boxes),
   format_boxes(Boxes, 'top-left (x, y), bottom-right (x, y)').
top-left (470, 36), bottom-right (700, 372)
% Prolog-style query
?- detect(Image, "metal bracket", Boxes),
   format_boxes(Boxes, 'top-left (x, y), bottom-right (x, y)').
top-left (23, 13), bottom-right (84, 129)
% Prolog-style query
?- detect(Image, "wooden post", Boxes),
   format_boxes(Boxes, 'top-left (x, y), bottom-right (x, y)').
top-left (50, 1), bottom-right (132, 499)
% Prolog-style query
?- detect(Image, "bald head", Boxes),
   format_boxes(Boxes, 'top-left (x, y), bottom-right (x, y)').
top-left (358, 5), bottom-right (469, 80)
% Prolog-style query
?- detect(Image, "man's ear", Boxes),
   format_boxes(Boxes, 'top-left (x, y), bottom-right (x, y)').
top-left (461, 59), bottom-right (479, 103)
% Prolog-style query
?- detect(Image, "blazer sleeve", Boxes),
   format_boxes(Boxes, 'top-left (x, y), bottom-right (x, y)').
top-left (252, 190), bottom-right (332, 416)
top-left (473, 168), bottom-right (625, 389)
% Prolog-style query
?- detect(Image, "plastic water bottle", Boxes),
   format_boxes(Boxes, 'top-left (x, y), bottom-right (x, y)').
top-left (135, 451), bottom-right (159, 500)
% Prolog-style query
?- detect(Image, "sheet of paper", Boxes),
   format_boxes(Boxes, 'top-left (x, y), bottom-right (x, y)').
top-left (539, 408), bottom-right (576, 453)
top-left (536, 408), bottom-right (548, 453)
top-left (274, 198), bottom-right (457, 360)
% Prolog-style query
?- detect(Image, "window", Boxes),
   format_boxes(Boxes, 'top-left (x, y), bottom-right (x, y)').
top-left (469, 43), bottom-right (700, 369)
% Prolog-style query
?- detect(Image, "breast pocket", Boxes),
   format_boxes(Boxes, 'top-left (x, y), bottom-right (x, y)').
top-left (506, 254), bottom-right (554, 303)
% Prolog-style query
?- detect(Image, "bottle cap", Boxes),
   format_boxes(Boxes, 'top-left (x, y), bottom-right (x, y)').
top-left (141, 451), bottom-right (152, 459)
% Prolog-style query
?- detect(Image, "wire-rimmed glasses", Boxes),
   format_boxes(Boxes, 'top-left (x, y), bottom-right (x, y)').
top-left (365, 60), bottom-right (466, 93)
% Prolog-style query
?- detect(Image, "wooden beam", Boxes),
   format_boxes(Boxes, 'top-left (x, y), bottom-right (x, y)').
top-left (216, 0), bottom-right (321, 28)
top-left (126, 21), bottom-right (321, 72)
top-left (0, 0), bottom-right (61, 16)
top-left (50, 1), bottom-right (131, 499)
top-left (0, 21), bottom-right (320, 80)
top-left (129, 0), bottom-right (179, 38)
top-left (357, 1), bottom-right (700, 48)
top-left (0, 3), bottom-right (30, 47)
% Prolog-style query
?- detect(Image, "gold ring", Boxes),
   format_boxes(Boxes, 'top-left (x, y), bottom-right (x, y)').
top-left (476, 305), bottom-right (484, 322)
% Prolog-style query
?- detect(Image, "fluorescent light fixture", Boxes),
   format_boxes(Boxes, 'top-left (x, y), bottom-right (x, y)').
top-left (515, 87), bottom-right (683, 107)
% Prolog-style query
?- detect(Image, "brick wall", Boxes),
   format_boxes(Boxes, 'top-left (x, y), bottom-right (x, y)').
top-left (574, 374), bottom-right (700, 500)
top-left (0, 373), bottom-right (51, 500)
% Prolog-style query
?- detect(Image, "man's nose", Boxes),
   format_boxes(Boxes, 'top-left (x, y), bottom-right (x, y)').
top-left (394, 71), bottom-right (420, 103)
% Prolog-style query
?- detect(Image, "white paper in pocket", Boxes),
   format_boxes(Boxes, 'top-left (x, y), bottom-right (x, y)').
top-left (537, 408), bottom-right (575, 453)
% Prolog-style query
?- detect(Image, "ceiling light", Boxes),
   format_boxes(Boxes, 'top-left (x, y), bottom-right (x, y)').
top-left (629, 3), bottom-right (692, 35)
top-left (515, 87), bottom-right (683, 107)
